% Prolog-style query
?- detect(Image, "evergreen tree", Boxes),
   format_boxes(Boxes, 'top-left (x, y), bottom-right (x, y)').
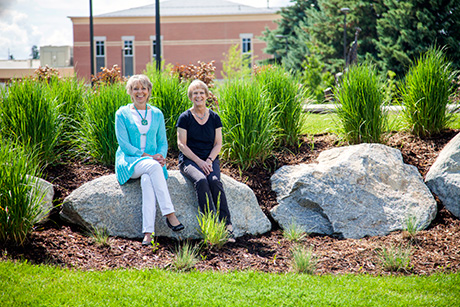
top-left (261, 0), bottom-right (318, 71)
top-left (376, 0), bottom-right (460, 76)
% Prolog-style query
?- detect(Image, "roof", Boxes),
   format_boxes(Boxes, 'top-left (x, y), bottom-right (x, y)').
top-left (96, 0), bottom-right (280, 17)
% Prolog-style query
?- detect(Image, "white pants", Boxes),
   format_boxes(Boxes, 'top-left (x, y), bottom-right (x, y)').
top-left (131, 159), bottom-right (175, 233)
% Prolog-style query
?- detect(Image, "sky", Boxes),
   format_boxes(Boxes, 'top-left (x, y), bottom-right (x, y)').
top-left (0, 0), bottom-right (291, 60)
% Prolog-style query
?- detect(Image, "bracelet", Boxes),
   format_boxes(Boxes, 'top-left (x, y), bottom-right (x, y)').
top-left (207, 157), bottom-right (213, 162)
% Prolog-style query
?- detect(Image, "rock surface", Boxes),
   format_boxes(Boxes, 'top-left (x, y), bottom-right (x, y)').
top-left (425, 132), bottom-right (460, 218)
top-left (33, 177), bottom-right (54, 222)
top-left (60, 171), bottom-right (271, 239)
top-left (270, 143), bottom-right (437, 239)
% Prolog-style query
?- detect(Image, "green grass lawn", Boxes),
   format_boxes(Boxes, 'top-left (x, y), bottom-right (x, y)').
top-left (1, 261), bottom-right (459, 306)
top-left (301, 112), bottom-right (460, 135)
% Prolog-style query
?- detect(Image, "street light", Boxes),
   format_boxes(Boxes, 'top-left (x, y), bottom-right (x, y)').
top-left (275, 34), bottom-right (288, 64)
top-left (340, 7), bottom-right (350, 68)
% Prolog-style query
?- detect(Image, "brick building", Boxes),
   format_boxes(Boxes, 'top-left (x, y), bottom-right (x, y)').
top-left (70, 0), bottom-right (281, 81)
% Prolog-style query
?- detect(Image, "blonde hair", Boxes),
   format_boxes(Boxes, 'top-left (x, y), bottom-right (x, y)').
top-left (187, 79), bottom-right (209, 100)
top-left (126, 74), bottom-right (153, 102)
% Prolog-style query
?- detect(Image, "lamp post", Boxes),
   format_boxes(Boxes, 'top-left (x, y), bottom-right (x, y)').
top-left (275, 34), bottom-right (288, 64)
top-left (155, 0), bottom-right (161, 71)
top-left (89, 0), bottom-right (94, 80)
top-left (340, 7), bottom-right (350, 68)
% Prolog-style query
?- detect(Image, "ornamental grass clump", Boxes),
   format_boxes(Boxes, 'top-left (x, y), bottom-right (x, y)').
top-left (283, 221), bottom-right (308, 242)
top-left (400, 46), bottom-right (457, 137)
top-left (334, 63), bottom-right (387, 144)
top-left (290, 245), bottom-right (317, 274)
top-left (0, 139), bottom-right (45, 246)
top-left (172, 241), bottom-right (200, 272)
top-left (146, 66), bottom-right (190, 150)
top-left (254, 65), bottom-right (306, 147)
top-left (218, 78), bottom-right (277, 169)
top-left (378, 244), bottom-right (412, 272)
top-left (0, 78), bottom-right (64, 166)
top-left (77, 83), bottom-right (129, 165)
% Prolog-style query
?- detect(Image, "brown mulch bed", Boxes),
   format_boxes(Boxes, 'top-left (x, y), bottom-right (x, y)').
top-left (2, 131), bottom-right (460, 275)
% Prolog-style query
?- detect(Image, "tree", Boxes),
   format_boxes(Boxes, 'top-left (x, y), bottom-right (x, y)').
top-left (375, 0), bottom-right (460, 76)
top-left (31, 45), bottom-right (39, 59)
top-left (306, 0), bottom-right (381, 74)
top-left (261, 0), bottom-right (318, 71)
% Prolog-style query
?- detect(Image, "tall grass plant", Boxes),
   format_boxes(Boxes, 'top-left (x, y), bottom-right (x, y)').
top-left (255, 65), bottom-right (306, 147)
top-left (400, 47), bottom-right (457, 136)
top-left (0, 138), bottom-right (45, 245)
top-left (77, 83), bottom-right (129, 164)
top-left (334, 63), bottom-right (387, 144)
top-left (145, 65), bottom-right (190, 150)
top-left (218, 78), bottom-right (277, 169)
top-left (0, 78), bottom-right (63, 166)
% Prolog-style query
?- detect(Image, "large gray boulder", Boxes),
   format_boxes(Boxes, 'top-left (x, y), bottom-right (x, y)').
top-left (60, 171), bottom-right (271, 239)
top-left (425, 132), bottom-right (460, 218)
top-left (271, 143), bottom-right (437, 239)
top-left (31, 177), bottom-right (54, 222)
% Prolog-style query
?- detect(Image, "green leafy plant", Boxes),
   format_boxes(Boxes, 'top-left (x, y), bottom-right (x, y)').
top-left (221, 44), bottom-right (252, 80)
top-left (171, 241), bottom-right (200, 271)
top-left (77, 83), bottom-right (129, 164)
top-left (290, 245), bottom-right (317, 274)
top-left (254, 65), bottom-right (306, 147)
top-left (283, 221), bottom-right (307, 242)
top-left (0, 139), bottom-right (45, 246)
top-left (0, 78), bottom-right (64, 166)
top-left (218, 78), bottom-right (277, 169)
top-left (334, 63), bottom-right (388, 144)
top-left (378, 244), bottom-right (412, 272)
top-left (400, 46), bottom-right (457, 137)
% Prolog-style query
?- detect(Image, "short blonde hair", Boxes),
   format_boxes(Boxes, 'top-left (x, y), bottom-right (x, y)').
top-left (187, 79), bottom-right (209, 100)
top-left (126, 74), bottom-right (153, 101)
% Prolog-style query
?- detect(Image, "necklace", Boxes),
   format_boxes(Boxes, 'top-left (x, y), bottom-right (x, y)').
top-left (134, 105), bottom-right (148, 125)
top-left (192, 109), bottom-right (207, 121)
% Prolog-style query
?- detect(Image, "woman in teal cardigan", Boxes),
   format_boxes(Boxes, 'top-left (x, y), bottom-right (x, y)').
top-left (115, 74), bottom-right (184, 246)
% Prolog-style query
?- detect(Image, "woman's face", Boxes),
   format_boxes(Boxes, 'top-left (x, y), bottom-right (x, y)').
top-left (131, 82), bottom-right (150, 106)
top-left (191, 86), bottom-right (208, 107)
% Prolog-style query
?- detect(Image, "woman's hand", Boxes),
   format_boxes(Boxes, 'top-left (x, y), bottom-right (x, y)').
top-left (142, 153), bottom-right (166, 167)
top-left (198, 158), bottom-right (213, 176)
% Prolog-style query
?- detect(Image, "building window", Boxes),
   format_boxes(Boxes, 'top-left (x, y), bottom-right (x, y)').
top-left (240, 33), bottom-right (253, 68)
top-left (122, 37), bottom-right (134, 77)
top-left (150, 35), bottom-right (163, 60)
top-left (94, 37), bottom-right (106, 73)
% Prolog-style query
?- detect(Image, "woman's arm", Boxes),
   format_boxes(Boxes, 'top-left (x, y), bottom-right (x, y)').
top-left (207, 127), bottom-right (222, 163)
top-left (177, 127), bottom-right (213, 175)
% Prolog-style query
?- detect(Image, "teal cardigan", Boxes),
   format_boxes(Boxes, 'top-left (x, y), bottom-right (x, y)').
top-left (115, 104), bottom-right (168, 185)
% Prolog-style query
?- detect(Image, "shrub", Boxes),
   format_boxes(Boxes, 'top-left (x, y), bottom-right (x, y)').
top-left (334, 63), bottom-right (387, 144)
top-left (0, 139), bottom-right (45, 246)
top-left (218, 78), bottom-right (277, 169)
top-left (145, 67), bottom-right (191, 150)
top-left (77, 83), bottom-right (129, 164)
top-left (400, 47), bottom-right (457, 136)
top-left (221, 44), bottom-right (252, 80)
top-left (290, 245), bottom-right (317, 274)
top-left (254, 65), bottom-right (306, 147)
top-left (0, 78), bottom-right (63, 166)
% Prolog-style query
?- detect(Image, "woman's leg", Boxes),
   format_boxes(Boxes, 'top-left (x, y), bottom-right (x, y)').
top-left (132, 159), bottom-right (179, 237)
top-left (179, 159), bottom-right (214, 214)
top-left (208, 158), bottom-right (232, 225)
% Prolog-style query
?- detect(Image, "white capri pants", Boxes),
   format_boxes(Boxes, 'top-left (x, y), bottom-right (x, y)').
top-left (130, 159), bottom-right (175, 233)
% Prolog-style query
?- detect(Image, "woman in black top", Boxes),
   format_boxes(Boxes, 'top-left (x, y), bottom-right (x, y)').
top-left (176, 80), bottom-right (234, 242)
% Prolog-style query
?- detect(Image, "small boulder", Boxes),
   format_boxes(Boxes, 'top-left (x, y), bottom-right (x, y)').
top-left (60, 171), bottom-right (271, 239)
top-left (271, 143), bottom-right (437, 239)
top-left (425, 132), bottom-right (460, 218)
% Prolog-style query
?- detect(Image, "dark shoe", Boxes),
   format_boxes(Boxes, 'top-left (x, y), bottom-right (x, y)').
top-left (166, 218), bottom-right (185, 232)
top-left (142, 240), bottom-right (151, 246)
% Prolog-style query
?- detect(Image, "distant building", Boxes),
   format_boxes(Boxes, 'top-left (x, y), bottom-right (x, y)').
top-left (69, 0), bottom-right (281, 81)
top-left (0, 46), bottom-right (74, 83)
top-left (40, 46), bottom-right (73, 67)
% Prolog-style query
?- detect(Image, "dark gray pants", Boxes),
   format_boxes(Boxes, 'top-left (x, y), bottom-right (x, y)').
top-left (179, 158), bottom-right (232, 225)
